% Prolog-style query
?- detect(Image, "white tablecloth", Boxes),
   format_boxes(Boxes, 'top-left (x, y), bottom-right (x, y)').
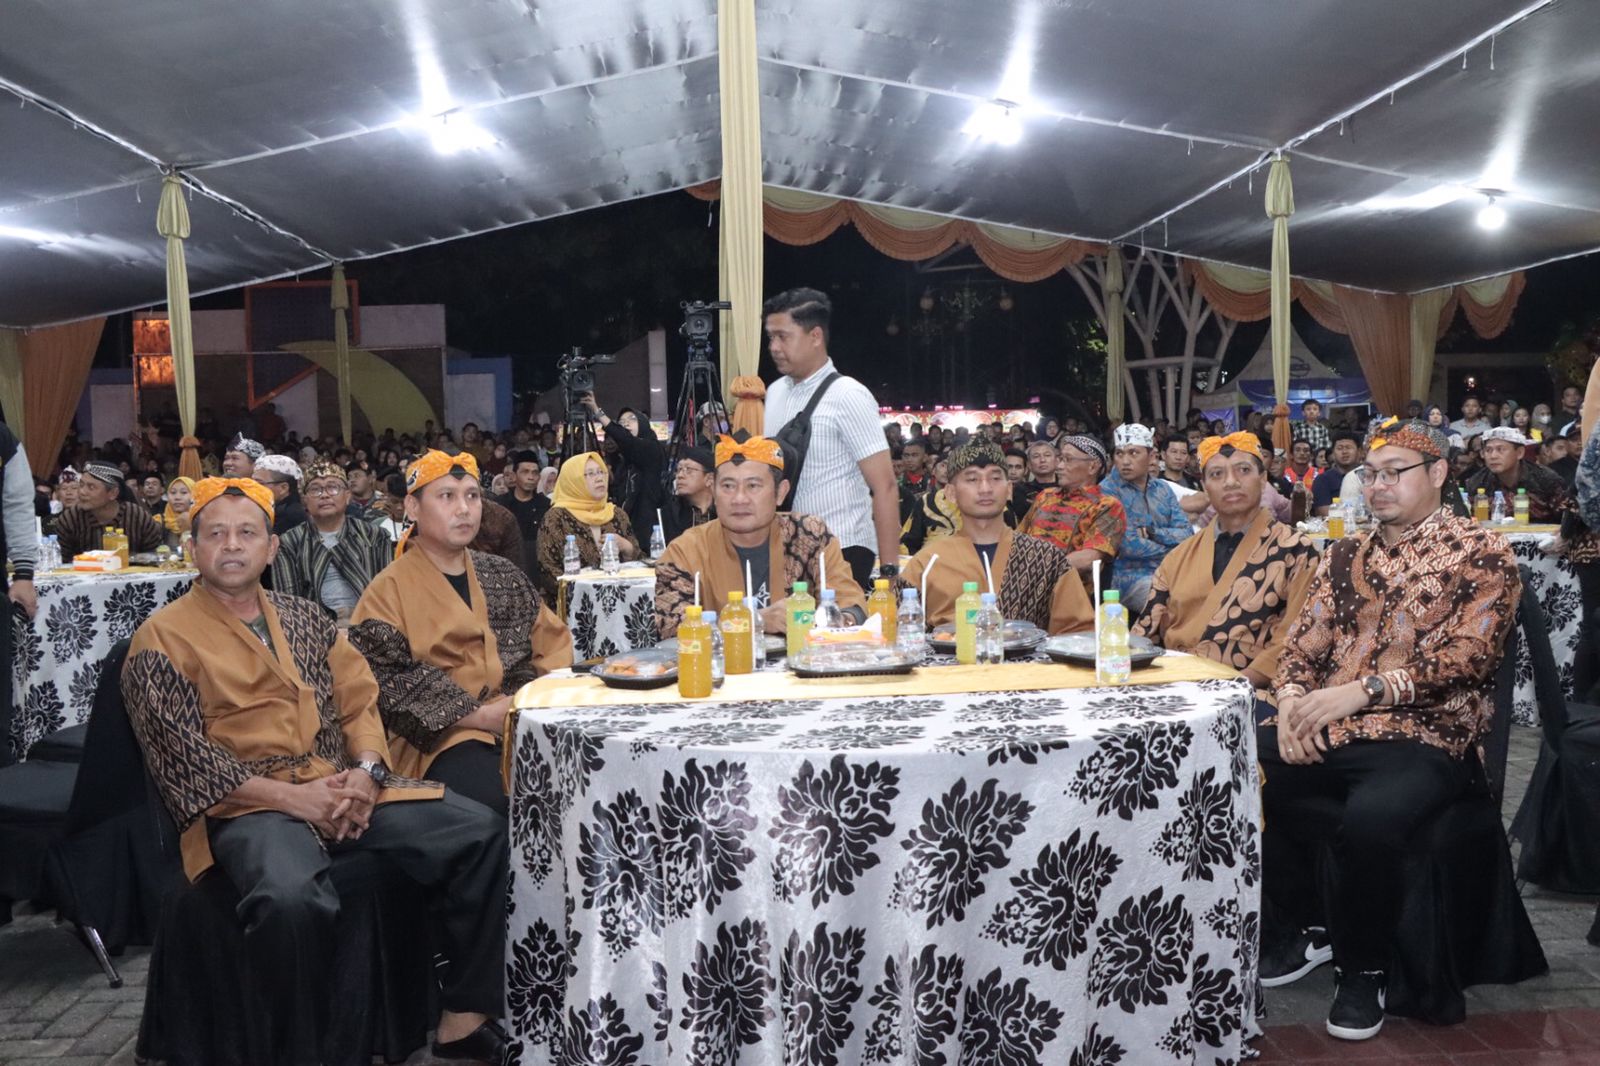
top-left (9, 568), bottom-right (195, 760)
top-left (559, 568), bottom-right (657, 661)
top-left (507, 676), bottom-right (1260, 1066)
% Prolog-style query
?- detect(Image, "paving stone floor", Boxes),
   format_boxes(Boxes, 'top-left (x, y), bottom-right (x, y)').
top-left (0, 727), bottom-right (1595, 1064)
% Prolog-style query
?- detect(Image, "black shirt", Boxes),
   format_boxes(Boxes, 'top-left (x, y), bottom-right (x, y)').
top-left (1212, 529), bottom-right (1245, 582)
top-left (444, 570), bottom-right (472, 608)
top-left (734, 543), bottom-right (770, 610)
top-left (495, 490), bottom-right (550, 542)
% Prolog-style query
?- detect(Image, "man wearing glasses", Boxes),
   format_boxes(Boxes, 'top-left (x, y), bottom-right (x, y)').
top-left (1259, 418), bottom-right (1521, 1041)
top-left (270, 460), bottom-right (395, 625)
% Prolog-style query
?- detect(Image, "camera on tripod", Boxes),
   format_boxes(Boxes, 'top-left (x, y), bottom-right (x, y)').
top-left (557, 346), bottom-right (616, 415)
top-left (680, 300), bottom-right (731, 361)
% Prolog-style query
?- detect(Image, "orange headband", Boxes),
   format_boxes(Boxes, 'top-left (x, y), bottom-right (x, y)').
top-left (406, 449), bottom-right (480, 495)
top-left (1197, 432), bottom-right (1264, 468)
top-left (191, 477), bottom-right (275, 524)
top-left (714, 434), bottom-right (785, 473)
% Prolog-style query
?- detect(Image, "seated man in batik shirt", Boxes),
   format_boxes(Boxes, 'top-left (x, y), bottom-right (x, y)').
top-left (655, 432), bottom-right (864, 639)
top-left (1260, 419), bottom-right (1520, 1042)
top-left (349, 450), bottom-right (571, 817)
top-left (1017, 434), bottom-right (1126, 575)
top-left (1135, 432), bottom-right (1319, 717)
top-left (121, 478), bottom-right (509, 1065)
top-left (899, 438), bottom-right (1092, 634)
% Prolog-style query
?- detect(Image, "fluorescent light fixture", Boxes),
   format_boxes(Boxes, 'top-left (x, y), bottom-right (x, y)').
top-left (1477, 194), bottom-right (1507, 231)
top-left (0, 224), bottom-right (62, 244)
top-left (413, 111), bottom-right (498, 155)
top-left (962, 100), bottom-right (1022, 146)
top-left (1357, 184), bottom-right (1469, 212)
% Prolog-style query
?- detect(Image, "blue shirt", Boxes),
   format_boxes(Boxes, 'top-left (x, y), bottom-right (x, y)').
top-left (1099, 468), bottom-right (1192, 595)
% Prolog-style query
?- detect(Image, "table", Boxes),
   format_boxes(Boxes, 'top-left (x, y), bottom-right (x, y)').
top-left (9, 567), bottom-right (196, 761)
top-left (556, 566), bottom-right (657, 661)
top-left (507, 658), bottom-right (1260, 1066)
top-left (1308, 524), bottom-right (1576, 726)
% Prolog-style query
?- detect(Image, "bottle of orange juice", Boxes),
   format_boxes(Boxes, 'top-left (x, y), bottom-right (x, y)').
top-left (677, 606), bottom-right (713, 698)
top-left (1326, 498), bottom-right (1344, 540)
top-left (721, 591), bottom-right (754, 675)
top-left (867, 578), bottom-right (897, 644)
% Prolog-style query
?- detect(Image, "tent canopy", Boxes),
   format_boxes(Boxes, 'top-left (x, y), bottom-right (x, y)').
top-left (1, 0), bottom-right (1595, 328)
top-left (1206, 329), bottom-right (1372, 414)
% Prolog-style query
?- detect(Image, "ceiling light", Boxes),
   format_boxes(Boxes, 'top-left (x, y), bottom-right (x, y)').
top-left (414, 111), bottom-right (498, 155)
top-left (1476, 196), bottom-right (1507, 231)
top-left (0, 224), bottom-right (62, 244)
top-left (962, 100), bottom-right (1022, 147)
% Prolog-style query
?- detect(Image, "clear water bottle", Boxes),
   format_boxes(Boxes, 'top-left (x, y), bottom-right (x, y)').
top-left (814, 588), bottom-right (845, 633)
top-left (563, 533), bottom-right (581, 575)
top-left (896, 588), bottom-right (926, 660)
top-left (600, 533), bottom-right (620, 574)
top-left (751, 609), bottom-right (768, 670)
top-left (703, 610), bottom-right (725, 687)
top-left (1491, 490), bottom-right (1506, 523)
top-left (975, 592), bottom-right (1004, 664)
top-left (649, 524), bottom-right (666, 558)
top-left (1096, 590), bottom-right (1131, 685)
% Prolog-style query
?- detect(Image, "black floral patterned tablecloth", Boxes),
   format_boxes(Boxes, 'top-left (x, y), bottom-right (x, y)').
top-left (559, 571), bottom-right (658, 661)
top-left (1507, 536), bottom-right (1579, 727)
top-left (9, 568), bottom-right (195, 760)
top-left (508, 676), bottom-right (1261, 1066)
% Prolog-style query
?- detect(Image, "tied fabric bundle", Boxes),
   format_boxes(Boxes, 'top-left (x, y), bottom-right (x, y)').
top-left (406, 449), bottom-right (480, 495)
top-left (191, 477), bottom-right (275, 523)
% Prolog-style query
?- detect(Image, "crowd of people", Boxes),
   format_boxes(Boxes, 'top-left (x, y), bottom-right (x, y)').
top-left (5, 284), bottom-right (1600, 1056)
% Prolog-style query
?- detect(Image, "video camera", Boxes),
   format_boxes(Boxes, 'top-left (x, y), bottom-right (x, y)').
top-left (680, 300), bottom-right (732, 362)
top-left (557, 346), bottom-right (617, 415)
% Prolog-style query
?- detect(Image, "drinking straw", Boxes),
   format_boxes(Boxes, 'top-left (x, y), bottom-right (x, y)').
top-left (982, 552), bottom-right (995, 595)
top-left (1092, 559), bottom-right (1102, 646)
top-left (818, 548), bottom-right (827, 595)
top-left (656, 508), bottom-right (664, 536)
top-left (921, 554), bottom-right (939, 608)
top-left (694, 571), bottom-right (701, 607)
top-left (745, 559), bottom-right (753, 600)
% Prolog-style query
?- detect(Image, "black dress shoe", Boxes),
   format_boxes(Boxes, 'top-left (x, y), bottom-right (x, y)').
top-left (432, 1019), bottom-right (509, 1064)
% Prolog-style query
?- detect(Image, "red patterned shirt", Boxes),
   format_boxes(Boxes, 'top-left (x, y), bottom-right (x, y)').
top-left (1274, 507), bottom-right (1521, 758)
top-left (1018, 483), bottom-right (1127, 559)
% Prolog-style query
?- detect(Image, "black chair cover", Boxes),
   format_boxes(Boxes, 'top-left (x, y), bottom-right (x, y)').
top-left (45, 640), bottom-right (173, 952)
top-left (1511, 570), bottom-right (1600, 893)
top-left (29, 722), bottom-right (88, 763)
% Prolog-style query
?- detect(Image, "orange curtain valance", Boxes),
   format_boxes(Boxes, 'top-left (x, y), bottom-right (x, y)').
top-left (687, 181), bottom-right (1104, 283)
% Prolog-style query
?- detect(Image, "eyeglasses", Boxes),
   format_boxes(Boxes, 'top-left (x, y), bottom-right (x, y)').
top-left (304, 484), bottom-right (347, 498)
top-left (1354, 460), bottom-right (1433, 486)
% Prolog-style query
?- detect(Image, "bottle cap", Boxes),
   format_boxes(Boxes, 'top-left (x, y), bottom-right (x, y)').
top-left (1103, 589), bottom-right (1120, 603)
top-left (728, 590), bottom-right (743, 602)
top-left (1332, 497), bottom-right (1341, 503)
top-left (874, 578), bottom-right (889, 590)
top-left (901, 588), bottom-right (917, 601)
top-left (566, 533), bottom-right (576, 542)
top-left (685, 605), bottom-right (702, 621)
top-left (980, 592), bottom-right (996, 605)
top-left (821, 588), bottom-right (836, 600)
top-left (793, 581), bottom-right (808, 593)
top-left (1517, 488), bottom-right (1527, 495)
top-left (962, 581), bottom-right (979, 592)
top-left (703, 611), bottom-right (717, 624)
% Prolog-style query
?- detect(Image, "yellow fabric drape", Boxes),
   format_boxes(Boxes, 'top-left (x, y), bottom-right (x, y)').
top-left (1456, 273), bottom-right (1524, 338)
top-left (729, 375), bottom-right (766, 437)
top-left (1408, 287), bottom-right (1456, 404)
top-left (688, 181), bottom-right (1103, 283)
top-left (1104, 248), bottom-right (1125, 423)
top-left (157, 174), bottom-right (202, 481)
top-left (716, 0), bottom-right (764, 392)
top-left (1266, 158), bottom-right (1294, 453)
top-left (331, 263), bottom-right (353, 446)
top-left (18, 319), bottom-right (104, 477)
top-left (0, 329), bottom-right (24, 438)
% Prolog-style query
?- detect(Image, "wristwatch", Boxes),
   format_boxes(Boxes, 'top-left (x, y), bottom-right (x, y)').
top-left (878, 563), bottom-right (899, 578)
top-left (354, 758), bottom-right (390, 787)
top-left (1361, 675), bottom-right (1386, 707)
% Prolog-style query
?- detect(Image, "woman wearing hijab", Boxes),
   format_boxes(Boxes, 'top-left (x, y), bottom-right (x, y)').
top-left (537, 467), bottom-right (558, 497)
top-left (158, 476), bottom-right (197, 547)
top-left (532, 452), bottom-right (641, 598)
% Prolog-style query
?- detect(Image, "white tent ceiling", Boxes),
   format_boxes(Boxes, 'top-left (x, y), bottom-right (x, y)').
top-left (1, 0), bottom-right (1595, 328)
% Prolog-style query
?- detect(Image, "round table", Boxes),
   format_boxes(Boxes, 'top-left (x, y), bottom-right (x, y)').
top-left (557, 566), bottom-right (658, 661)
top-left (507, 660), bottom-right (1260, 1065)
top-left (9, 566), bottom-right (197, 761)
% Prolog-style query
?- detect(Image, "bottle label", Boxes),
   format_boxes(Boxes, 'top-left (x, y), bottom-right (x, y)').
top-left (963, 608), bottom-right (978, 624)
top-left (678, 639), bottom-right (703, 656)
top-left (793, 610), bottom-right (814, 626)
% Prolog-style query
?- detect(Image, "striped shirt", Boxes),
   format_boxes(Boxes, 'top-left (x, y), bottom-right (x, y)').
top-left (763, 359), bottom-right (888, 552)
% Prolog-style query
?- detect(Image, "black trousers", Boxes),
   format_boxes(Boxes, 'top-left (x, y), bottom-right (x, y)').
top-left (1259, 727), bottom-right (1472, 972)
top-left (427, 739), bottom-right (507, 817)
top-left (841, 544), bottom-right (876, 592)
top-left (207, 789), bottom-right (507, 1017)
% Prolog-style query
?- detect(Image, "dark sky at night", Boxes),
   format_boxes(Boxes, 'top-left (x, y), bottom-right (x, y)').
top-left (119, 189), bottom-right (1600, 421)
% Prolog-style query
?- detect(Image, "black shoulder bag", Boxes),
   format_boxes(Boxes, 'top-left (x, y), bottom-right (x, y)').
top-left (771, 372), bottom-right (840, 512)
